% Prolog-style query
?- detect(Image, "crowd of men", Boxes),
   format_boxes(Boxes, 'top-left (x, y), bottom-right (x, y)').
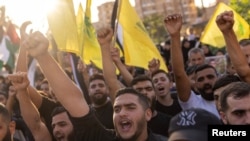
top-left (0, 8), bottom-right (249, 141)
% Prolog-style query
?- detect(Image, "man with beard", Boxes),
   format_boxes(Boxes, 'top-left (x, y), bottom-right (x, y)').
top-left (51, 106), bottom-right (74, 141)
top-left (131, 75), bottom-right (172, 137)
top-left (88, 74), bottom-right (114, 129)
top-left (164, 13), bottom-right (220, 118)
top-left (23, 26), bottom-right (167, 141)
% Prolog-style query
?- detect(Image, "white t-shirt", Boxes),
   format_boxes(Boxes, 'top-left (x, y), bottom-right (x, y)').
top-left (178, 90), bottom-right (220, 119)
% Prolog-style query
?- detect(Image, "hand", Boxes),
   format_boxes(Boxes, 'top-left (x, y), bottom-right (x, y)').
top-left (110, 47), bottom-right (120, 63)
top-left (8, 85), bottom-right (17, 97)
top-left (216, 10), bottom-right (234, 33)
top-left (22, 31), bottom-right (49, 58)
top-left (97, 27), bottom-right (113, 47)
top-left (164, 14), bottom-right (182, 36)
top-left (148, 58), bottom-right (160, 73)
top-left (20, 21), bottom-right (32, 42)
top-left (8, 72), bottom-right (30, 91)
top-left (77, 58), bottom-right (87, 73)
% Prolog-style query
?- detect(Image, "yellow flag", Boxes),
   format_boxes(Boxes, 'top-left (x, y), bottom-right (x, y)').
top-left (47, 0), bottom-right (80, 54)
top-left (83, 0), bottom-right (102, 69)
top-left (200, 2), bottom-right (250, 48)
top-left (76, 3), bottom-right (84, 58)
top-left (117, 0), bottom-right (168, 72)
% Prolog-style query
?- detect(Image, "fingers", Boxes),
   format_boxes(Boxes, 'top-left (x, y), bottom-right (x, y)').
top-left (222, 11), bottom-right (234, 22)
top-left (22, 72), bottom-right (29, 83)
top-left (23, 31), bottom-right (45, 49)
top-left (8, 74), bottom-right (22, 84)
top-left (216, 10), bottom-right (234, 23)
top-left (164, 14), bottom-right (182, 23)
top-left (110, 47), bottom-right (119, 53)
top-left (148, 58), bottom-right (160, 68)
top-left (98, 28), bottom-right (112, 37)
top-left (8, 86), bottom-right (17, 96)
top-left (8, 72), bottom-right (30, 91)
top-left (110, 47), bottom-right (119, 56)
top-left (20, 21), bottom-right (47, 49)
top-left (20, 21), bottom-right (32, 39)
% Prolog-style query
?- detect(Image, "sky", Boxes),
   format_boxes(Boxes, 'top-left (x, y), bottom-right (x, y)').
top-left (0, 0), bottom-right (215, 33)
top-left (0, 0), bottom-right (134, 27)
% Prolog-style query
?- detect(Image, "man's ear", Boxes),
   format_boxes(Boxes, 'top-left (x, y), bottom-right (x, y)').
top-left (145, 108), bottom-right (152, 122)
top-left (9, 120), bottom-right (16, 135)
top-left (219, 111), bottom-right (227, 124)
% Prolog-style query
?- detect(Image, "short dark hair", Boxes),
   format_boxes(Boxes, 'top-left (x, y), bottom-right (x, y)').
top-left (195, 64), bottom-right (217, 76)
top-left (88, 73), bottom-right (105, 83)
top-left (212, 74), bottom-right (241, 91)
top-left (51, 106), bottom-right (68, 118)
top-left (239, 39), bottom-right (250, 47)
top-left (115, 87), bottom-right (150, 110)
top-left (130, 75), bottom-right (153, 87)
top-left (151, 69), bottom-right (172, 82)
top-left (220, 82), bottom-right (250, 112)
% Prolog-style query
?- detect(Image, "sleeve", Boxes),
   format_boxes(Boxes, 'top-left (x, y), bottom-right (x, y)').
top-left (38, 96), bottom-right (61, 135)
top-left (69, 107), bottom-right (116, 141)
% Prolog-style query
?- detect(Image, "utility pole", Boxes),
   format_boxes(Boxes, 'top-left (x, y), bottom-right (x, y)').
top-left (201, 0), bottom-right (207, 21)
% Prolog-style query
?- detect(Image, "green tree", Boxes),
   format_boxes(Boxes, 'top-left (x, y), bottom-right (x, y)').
top-left (229, 0), bottom-right (250, 24)
top-left (143, 14), bottom-right (167, 44)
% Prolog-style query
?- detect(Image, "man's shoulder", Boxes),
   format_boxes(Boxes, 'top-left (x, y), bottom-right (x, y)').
top-left (148, 132), bottom-right (168, 141)
top-left (156, 111), bottom-right (172, 119)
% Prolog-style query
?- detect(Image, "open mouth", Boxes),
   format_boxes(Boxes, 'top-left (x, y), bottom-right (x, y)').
top-left (56, 136), bottom-right (64, 141)
top-left (157, 86), bottom-right (165, 93)
top-left (55, 133), bottom-right (65, 141)
top-left (119, 119), bottom-right (132, 132)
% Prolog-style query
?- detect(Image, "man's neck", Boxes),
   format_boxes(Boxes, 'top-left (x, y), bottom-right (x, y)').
top-left (92, 98), bottom-right (110, 108)
top-left (157, 93), bottom-right (173, 106)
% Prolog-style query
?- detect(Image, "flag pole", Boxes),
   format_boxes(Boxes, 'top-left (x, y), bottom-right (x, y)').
top-left (111, 0), bottom-right (121, 48)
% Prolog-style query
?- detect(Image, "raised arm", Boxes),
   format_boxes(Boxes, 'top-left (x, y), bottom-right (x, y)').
top-left (5, 85), bottom-right (17, 115)
top-left (216, 11), bottom-right (250, 83)
top-left (23, 31), bottom-right (88, 117)
top-left (111, 47), bottom-right (133, 86)
top-left (15, 21), bottom-right (44, 109)
top-left (98, 27), bottom-right (122, 103)
top-left (77, 58), bottom-right (90, 89)
top-left (8, 72), bottom-right (52, 141)
top-left (164, 14), bottom-right (192, 102)
top-left (15, 21), bottom-right (31, 72)
top-left (147, 58), bottom-right (160, 76)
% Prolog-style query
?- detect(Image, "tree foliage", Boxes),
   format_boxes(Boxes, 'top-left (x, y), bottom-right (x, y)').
top-left (143, 14), bottom-right (167, 44)
top-left (229, 0), bottom-right (250, 24)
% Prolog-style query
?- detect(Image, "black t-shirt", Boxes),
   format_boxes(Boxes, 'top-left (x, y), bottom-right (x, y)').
top-left (155, 99), bottom-right (182, 117)
top-left (148, 111), bottom-right (171, 137)
top-left (38, 96), bottom-right (61, 140)
top-left (70, 107), bottom-right (167, 141)
top-left (93, 101), bottom-right (114, 129)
